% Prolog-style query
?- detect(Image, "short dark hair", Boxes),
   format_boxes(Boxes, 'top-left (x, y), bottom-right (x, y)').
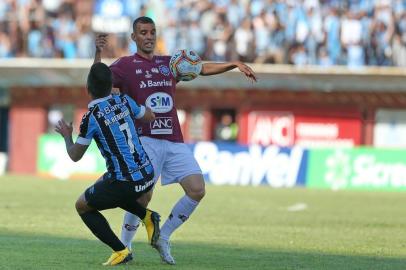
top-left (133, 16), bottom-right (155, 31)
top-left (87, 63), bottom-right (112, 98)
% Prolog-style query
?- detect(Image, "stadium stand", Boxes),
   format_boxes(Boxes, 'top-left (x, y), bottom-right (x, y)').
top-left (0, 0), bottom-right (405, 67)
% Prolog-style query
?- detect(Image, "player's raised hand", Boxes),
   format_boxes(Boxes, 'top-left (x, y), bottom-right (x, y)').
top-left (95, 33), bottom-right (108, 52)
top-left (235, 61), bottom-right (257, 83)
top-left (55, 119), bottom-right (73, 138)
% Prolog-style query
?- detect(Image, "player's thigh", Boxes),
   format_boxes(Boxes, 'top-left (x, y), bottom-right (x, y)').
top-left (136, 188), bottom-right (154, 207)
top-left (140, 136), bottom-right (165, 183)
top-left (84, 175), bottom-right (122, 211)
top-left (119, 179), bottom-right (155, 216)
top-left (160, 142), bottom-right (202, 186)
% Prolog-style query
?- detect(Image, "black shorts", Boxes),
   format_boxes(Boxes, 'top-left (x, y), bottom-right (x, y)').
top-left (84, 172), bottom-right (154, 214)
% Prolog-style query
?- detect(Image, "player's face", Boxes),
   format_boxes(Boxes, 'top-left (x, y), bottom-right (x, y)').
top-left (132, 23), bottom-right (156, 54)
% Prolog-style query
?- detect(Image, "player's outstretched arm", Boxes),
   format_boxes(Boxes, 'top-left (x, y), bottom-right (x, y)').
top-left (55, 119), bottom-right (89, 162)
top-left (200, 61), bottom-right (257, 83)
top-left (94, 33), bottom-right (108, 64)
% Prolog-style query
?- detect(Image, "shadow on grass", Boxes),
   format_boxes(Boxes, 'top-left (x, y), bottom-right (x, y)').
top-left (0, 231), bottom-right (405, 270)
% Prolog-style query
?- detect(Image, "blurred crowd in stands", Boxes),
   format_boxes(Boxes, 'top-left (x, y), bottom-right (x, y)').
top-left (1, 0), bottom-right (406, 67)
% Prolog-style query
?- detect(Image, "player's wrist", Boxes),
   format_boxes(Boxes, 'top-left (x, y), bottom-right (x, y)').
top-left (63, 134), bottom-right (73, 141)
top-left (232, 61), bottom-right (241, 67)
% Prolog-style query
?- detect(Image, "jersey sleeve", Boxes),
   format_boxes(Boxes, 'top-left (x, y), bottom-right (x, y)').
top-left (125, 94), bottom-right (145, 119)
top-left (76, 112), bottom-right (97, 145)
top-left (109, 58), bottom-right (126, 89)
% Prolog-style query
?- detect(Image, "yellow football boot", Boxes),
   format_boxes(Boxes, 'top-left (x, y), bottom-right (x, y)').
top-left (142, 209), bottom-right (161, 247)
top-left (102, 247), bottom-right (131, 266)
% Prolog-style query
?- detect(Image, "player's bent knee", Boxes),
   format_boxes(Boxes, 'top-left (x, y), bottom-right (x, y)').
top-left (186, 186), bottom-right (205, 201)
top-left (75, 194), bottom-right (90, 214)
top-left (180, 174), bottom-right (206, 202)
top-left (75, 200), bottom-right (85, 214)
top-left (195, 188), bottom-right (206, 201)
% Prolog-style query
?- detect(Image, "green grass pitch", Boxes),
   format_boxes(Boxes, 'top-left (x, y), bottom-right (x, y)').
top-left (1, 175), bottom-right (406, 270)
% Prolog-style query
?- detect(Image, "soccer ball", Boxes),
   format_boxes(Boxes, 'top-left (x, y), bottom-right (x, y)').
top-left (169, 49), bottom-right (202, 81)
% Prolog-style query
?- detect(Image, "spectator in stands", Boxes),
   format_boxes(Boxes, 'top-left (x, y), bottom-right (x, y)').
top-left (0, 29), bottom-right (12, 58)
top-left (289, 43), bottom-right (309, 66)
top-left (324, 7), bottom-right (341, 65)
top-left (209, 13), bottom-right (233, 61)
top-left (52, 7), bottom-right (77, 58)
top-left (341, 10), bottom-right (364, 67)
top-left (188, 19), bottom-right (206, 57)
top-left (27, 21), bottom-right (42, 57)
top-left (265, 10), bottom-right (286, 64)
top-left (318, 46), bottom-right (333, 66)
top-left (215, 113), bottom-right (238, 142)
top-left (76, 21), bottom-right (94, 59)
top-left (234, 17), bottom-right (255, 63)
top-left (392, 12), bottom-right (406, 66)
top-left (253, 10), bottom-right (271, 63)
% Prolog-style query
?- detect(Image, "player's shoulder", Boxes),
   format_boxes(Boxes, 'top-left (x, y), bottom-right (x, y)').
top-left (114, 93), bottom-right (130, 102)
top-left (80, 109), bottom-right (94, 126)
top-left (110, 55), bottom-right (134, 67)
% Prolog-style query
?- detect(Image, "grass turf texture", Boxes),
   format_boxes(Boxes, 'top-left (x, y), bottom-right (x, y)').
top-left (0, 175), bottom-right (406, 270)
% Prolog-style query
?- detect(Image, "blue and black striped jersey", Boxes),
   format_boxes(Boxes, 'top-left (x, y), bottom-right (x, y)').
top-left (77, 94), bottom-right (153, 182)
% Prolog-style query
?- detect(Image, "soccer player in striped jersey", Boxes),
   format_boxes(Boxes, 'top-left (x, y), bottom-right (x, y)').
top-left (55, 62), bottom-right (160, 266)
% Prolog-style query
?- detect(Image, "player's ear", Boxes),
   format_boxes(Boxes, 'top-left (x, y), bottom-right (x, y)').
top-left (131, 32), bottom-right (136, 42)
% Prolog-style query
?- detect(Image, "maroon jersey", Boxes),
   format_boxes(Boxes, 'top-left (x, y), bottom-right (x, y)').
top-left (110, 53), bottom-right (183, 142)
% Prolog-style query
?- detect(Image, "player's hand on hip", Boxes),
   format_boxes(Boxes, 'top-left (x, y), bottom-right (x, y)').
top-left (95, 33), bottom-right (108, 52)
top-left (55, 119), bottom-right (73, 138)
top-left (235, 61), bottom-right (257, 83)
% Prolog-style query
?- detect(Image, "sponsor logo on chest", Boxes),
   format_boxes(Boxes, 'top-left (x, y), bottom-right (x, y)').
top-left (150, 117), bottom-right (173, 135)
top-left (139, 80), bottom-right (173, 89)
top-left (145, 92), bottom-right (173, 113)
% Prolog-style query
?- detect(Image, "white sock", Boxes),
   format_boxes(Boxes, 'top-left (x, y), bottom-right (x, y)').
top-left (160, 195), bottom-right (199, 241)
top-left (120, 212), bottom-right (141, 250)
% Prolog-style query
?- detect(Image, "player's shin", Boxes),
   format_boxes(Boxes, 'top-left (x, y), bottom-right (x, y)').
top-left (80, 210), bottom-right (126, 251)
top-left (160, 195), bottom-right (199, 240)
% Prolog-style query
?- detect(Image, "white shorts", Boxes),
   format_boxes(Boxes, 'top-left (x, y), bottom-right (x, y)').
top-left (139, 136), bottom-right (202, 186)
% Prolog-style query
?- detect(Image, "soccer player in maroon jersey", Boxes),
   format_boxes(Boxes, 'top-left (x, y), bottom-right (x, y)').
top-left (94, 16), bottom-right (257, 265)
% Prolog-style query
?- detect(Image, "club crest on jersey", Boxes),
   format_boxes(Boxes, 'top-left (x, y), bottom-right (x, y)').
top-left (159, 65), bottom-right (170, 76)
